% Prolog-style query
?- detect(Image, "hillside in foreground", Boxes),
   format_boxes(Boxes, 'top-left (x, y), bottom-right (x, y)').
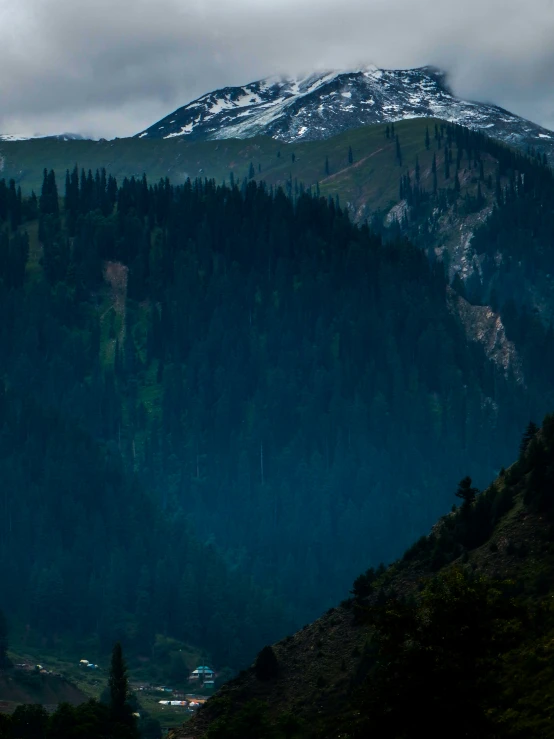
top-left (176, 418), bottom-right (554, 738)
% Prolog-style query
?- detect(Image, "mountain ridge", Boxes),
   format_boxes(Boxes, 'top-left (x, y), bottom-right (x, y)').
top-left (135, 65), bottom-right (554, 161)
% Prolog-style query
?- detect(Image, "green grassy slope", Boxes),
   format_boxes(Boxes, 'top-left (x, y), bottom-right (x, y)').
top-left (0, 119), bottom-right (491, 219)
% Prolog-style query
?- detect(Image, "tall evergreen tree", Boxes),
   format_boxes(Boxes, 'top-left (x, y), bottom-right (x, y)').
top-left (520, 421), bottom-right (539, 457)
top-left (255, 645), bottom-right (279, 681)
top-left (0, 610), bottom-right (11, 668)
top-left (39, 169), bottom-right (59, 217)
top-left (396, 135), bottom-right (402, 166)
top-left (455, 476), bottom-right (479, 507)
top-left (109, 643), bottom-right (138, 738)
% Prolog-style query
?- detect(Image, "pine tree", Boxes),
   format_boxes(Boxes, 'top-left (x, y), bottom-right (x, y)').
top-left (520, 421), bottom-right (539, 457)
top-left (425, 127), bottom-right (430, 150)
top-left (109, 643), bottom-right (138, 738)
top-left (39, 169), bottom-right (59, 217)
top-left (325, 156), bottom-right (330, 176)
top-left (64, 170), bottom-right (71, 211)
top-left (255, 645), bottom-right (279, 681)
top-left (495, 170), bottom-right (503, 203)
top-left (64, 166), bottom-right (80, 235)
top-left (455, 476), bottom-right (479, 506)
top-left (396, 135), bottom-right (402, 166)
top-left (385, 125), bottom-right (390, 139)
top-left (8, 180), bottom-right (22, 230)
top-left (248, 162), bottom-right (255, 180)
top-left (432, 154), bottom-right (438, 195)
top-left (348, 146), bottom-right (353, 165)
top-left (0, 610), bottom-right (12, 668)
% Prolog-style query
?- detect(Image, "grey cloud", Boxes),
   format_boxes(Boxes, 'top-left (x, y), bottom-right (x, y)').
top-left (1, 0), bottom-right (554, 138)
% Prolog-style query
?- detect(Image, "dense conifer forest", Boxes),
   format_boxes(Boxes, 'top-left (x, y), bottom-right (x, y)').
top-left (0, 175), bottom-right (292, 670)
top-left (0, 157), bottom-right (552, 669)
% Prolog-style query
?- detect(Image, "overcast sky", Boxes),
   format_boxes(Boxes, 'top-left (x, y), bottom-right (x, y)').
top-left (1, 0), bottom-right (554, 139)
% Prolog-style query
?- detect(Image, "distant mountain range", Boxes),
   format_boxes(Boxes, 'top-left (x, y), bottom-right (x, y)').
top-left (135, 65), bottom-right (554, 159)
top-left (0, 132), bottom-right (87, 143)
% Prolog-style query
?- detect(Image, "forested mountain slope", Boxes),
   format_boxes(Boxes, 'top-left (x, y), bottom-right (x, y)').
top-left (2, 167), bottom-right (551, 640)
top-left (3, 116), bottom-right (553, 328)
top-left (4, 119), bottom-right (552, 336)
top-left (3, 114), bottom-right (553, 343)
top-left (0, 183), bottom-right (293, 673)
top-left (369, 122), bottom-right (554, 418)
top-left (177, 418), bottom-right (554, 739)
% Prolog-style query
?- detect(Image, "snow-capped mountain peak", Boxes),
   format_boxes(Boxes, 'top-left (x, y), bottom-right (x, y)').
top-left (135, 65), bottom-right (554, 158)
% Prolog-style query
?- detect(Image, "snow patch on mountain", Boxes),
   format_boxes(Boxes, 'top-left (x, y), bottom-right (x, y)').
top-left (0, 132), bottom-right (90, 142)
top-left (0, 134), bottom-right (34, 142)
